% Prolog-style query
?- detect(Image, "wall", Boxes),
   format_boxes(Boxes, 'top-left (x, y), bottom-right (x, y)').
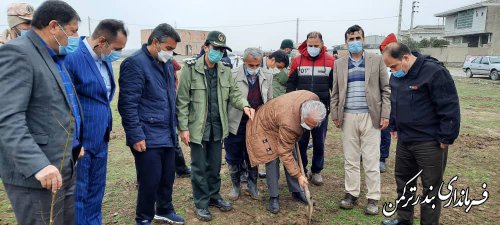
top-left (485, 6), bottom-right (500, 54)
top-left (420, 46), bottom-right (493, 67)
top-left (444, 7), bottom-right (487, 36)
top-left (140, 29), bottom-right (209, 56)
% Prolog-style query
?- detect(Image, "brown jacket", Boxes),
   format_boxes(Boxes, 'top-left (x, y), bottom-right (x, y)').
top-left (246, 90), bottom-right (319, 177)
top-left (330, 52), bottom-right (391, 128)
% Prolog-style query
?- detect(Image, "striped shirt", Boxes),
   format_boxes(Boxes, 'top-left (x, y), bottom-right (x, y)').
top-left (344, 55), bottom-right (368, 113)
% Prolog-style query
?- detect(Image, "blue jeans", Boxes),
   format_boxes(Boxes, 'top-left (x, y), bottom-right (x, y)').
top-left (298, 119), bottom-right (328, 174)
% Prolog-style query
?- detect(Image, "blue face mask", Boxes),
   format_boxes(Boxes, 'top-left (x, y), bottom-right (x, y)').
top-left (392, 70), bottom-right (406, 78)
top-left (55, 24), bottom-right (79, 55)
top-left (348, 40), bottom-right (363, 54)
top-left (20, 30), bottom-right (29, 36)
top-left (246, 66), bottom-right (260, 76)
top-left (208, 48), bottom-right (223, 63)
top-left (307, 47), bottom-right (321, 57)
top-left (102, 50), bottom-right (121, 62)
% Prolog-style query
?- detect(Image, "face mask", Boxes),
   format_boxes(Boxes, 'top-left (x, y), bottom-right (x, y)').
top-left (348, 40), bottom-right (363, 54)
top-left (392, 70), bottom-right (406, 78)
top-left (54, 24), bottom-right (79, 55)
top-left (15, 28), bottom-right (29, 37)
top-left (246, 67), bottom-right (260, 76)
top-left (100, 42), bottom-right (122, 62)
top-left (307, 47), bottom-right (321, 57)
top-left (301, 122), bottom-right (312, 130)
top-left (102, 50), bottom-right (121, 62)
top-left (158, 50), bottom-right (174, 63)
top-left (208, 49), bottom-right (223, 63)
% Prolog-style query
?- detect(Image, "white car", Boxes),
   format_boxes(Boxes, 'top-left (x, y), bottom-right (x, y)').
top-left (463, 56), bottom-right (500, 80)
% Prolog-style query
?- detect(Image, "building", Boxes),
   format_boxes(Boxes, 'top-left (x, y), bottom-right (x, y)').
top-left (400, 25), bottom-right (445, 42)
top-left (364, 35), bottom-right (386, 49)
top-left (434, 0), bottom-right (500, 51)
top-left (141, 29), bottom-right (209, 56)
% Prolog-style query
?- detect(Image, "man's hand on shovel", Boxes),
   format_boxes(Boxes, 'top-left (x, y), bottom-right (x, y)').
top-left (298, 174), bottom-right (309, 189)
top-left (295, 142), bottom-right (314, 224)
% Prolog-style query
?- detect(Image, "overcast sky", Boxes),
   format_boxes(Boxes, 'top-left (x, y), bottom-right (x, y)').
top-left (1, 0), bottom-right (479, 52)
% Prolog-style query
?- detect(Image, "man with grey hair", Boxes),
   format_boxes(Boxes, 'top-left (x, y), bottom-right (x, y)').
top-left (118, 23), bottom-right (184, 225)
top-left (246, 90), bottom-right (326, 214)
top-left (225, 47), bottom-right (271, 201)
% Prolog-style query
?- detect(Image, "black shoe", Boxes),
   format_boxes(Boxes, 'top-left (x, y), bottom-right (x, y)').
top-left (339, 193), bottom-right (358, 209)
top-left (195, 208), bottom-right (212, 222)
top-left (176, 167), bottom-right (191, 178)
top-left (291, 192), bottom-right (308, 205)
top-left (381, 219), bottom-right (413, 225)
top-left (209, 198), bottom-right (233, 212)
top-left (268, 197), bottom-right (280, 214)
top-left (258, 172), bottom-right (267, 179)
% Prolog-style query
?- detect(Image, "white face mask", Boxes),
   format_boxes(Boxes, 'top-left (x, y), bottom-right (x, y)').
top-left (301, 122), bottom-right (312, 130)
top-left (158, 50), bottom-right (174, 63)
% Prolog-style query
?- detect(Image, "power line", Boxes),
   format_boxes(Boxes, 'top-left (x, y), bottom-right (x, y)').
top-left (84, 15), bottom-right (398, 30)
top-left (301, 16), bottom-right (398, 23)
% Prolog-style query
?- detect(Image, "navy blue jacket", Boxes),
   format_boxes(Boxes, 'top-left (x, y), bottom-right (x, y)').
top-left (118, 44), bottom-right (178, 148)
top-left (65, 37), bottom-right (115, 155)
top-left (389, 53), bottom-right (460, 144)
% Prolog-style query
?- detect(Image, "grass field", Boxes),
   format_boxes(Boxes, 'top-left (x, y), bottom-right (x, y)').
top-left (1, 68), bottom-right (499, 225)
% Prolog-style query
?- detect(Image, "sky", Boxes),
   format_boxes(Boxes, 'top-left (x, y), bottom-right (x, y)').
top-left (0, 0), bottom-right (479, 52)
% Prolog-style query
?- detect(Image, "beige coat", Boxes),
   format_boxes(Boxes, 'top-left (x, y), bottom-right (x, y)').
top-left (228, 66), bottom-right (273, 135)
top-left (330, 52), bottom-right (391, 128)
top-left (246, 90), bottom-right (319, 177)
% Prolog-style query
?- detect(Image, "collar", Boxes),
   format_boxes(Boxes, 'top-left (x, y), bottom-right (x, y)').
top-left (406, 53), bottom-right (425, 78)
top-left (349, 51), bottom-right (365, 63)
top-left (83, 37), bottom-right (101, 62)
top-left (34, 32), bottom-right (59, 60)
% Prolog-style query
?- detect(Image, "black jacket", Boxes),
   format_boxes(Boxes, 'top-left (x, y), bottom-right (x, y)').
top-left (390, 53), bottom-right (460, 144)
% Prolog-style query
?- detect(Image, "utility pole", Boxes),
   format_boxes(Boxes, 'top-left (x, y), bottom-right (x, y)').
top-left (88, 16), bottom-right (91, 35)
top-left (296, 18), bottom-right (299, 45)
top-left (397, 0), bottom-right (403, 35)
top-left (409, 1), bottom-right (419, 40)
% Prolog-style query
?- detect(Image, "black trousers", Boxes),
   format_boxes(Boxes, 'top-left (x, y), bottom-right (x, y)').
top-left (395, 141), bottom-right (448, 225)
top-left (3, 165), bottom-right (75, 225)
top-left (174, 145), bottom-right (190, 173)
top-left (131, 147), bottom-right (176, 222)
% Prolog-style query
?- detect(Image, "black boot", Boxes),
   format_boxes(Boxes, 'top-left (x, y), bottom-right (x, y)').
top-left (246, 167), bottom-right (260, 200)
top-left (227, 164), bottom-right (241, 200)
top-left (268, 197), bottom-right (280, 214)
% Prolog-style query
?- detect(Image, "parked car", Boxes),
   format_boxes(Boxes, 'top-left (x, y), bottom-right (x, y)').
top-left (463, 56), bottom-right (500, 80)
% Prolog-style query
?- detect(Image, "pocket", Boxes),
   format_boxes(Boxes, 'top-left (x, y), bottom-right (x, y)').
top-left (32, 133), bottom-right (49, 145)
top-left (220, 79), bottom-right (231, 101)
top-left (248, 132), bottom-right (274, 158)
top-left (139, 114), bottom-right (166, 124)
top-left (190, 79), bottom-right (206, 103)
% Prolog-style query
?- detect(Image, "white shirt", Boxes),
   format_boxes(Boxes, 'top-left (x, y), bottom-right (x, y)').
top-left (83, 38), bottom-right (112, 100)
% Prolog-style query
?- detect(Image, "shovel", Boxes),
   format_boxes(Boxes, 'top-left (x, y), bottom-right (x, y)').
top-left (294, 142), bottom-right (313, 224)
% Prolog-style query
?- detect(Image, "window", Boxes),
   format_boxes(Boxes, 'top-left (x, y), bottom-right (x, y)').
top-left (472, 57), bottom-right (482, 64)
top-left (481, 57), bottom-right (490, 65)
top-left (490, 57), bottom-right (500, 64)
top-left (456, 9), bottom-right (474, 29)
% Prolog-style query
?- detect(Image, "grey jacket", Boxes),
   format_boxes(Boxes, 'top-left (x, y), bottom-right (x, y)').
top-left (228, 66), bottom-right (273, 135)
top-left (0, 30), bottom-right (82, 188)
